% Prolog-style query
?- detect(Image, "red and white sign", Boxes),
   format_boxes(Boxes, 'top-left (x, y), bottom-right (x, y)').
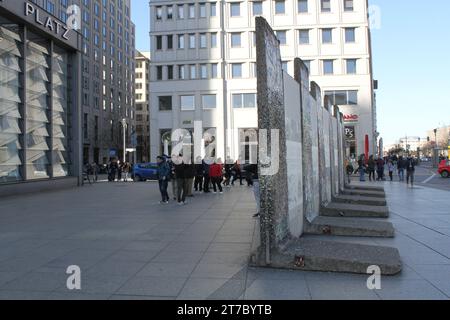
top-left (344, 114), bottom-right (359, 122)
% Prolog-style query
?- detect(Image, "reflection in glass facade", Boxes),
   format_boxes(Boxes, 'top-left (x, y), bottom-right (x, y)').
top-left (52, 47), bottom-right (70, 177)
top-left (0, 19), bottom-right (75, 184)
top-left (0, 24), bottom-right (23, 183)
top-left (26, 32), bottom-right (51, 180)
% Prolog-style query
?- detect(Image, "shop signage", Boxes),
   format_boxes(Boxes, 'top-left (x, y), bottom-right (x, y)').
top-left (344, 114), bottom-right (359, 122)
top-left (24, 2), bottom-right (71, 40)
top-left (345, 126), bottom-right (356, 141)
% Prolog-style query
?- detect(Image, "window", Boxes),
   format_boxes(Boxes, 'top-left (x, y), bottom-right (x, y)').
top-left (200, 64), bottom-right (207, 78)
top-left (253, 1), bottom-right (263, 15)
top-left (211, 33), bottom-right (217, 47)
top-left (179, 65), bottom-right (186, 79)
top-left (251, 62), bottom-right (257, 77)
top-left (159, 96), bottom-right (172, 111)
top-left (189, 4), bottom-right (195, 18)
top-left (156, 6), bottom-right (162, 20)
top-left (323, 60), bottom-right (334, 74)
top-left (324, 90), bottom-right (358, 105)
top-left (322, 28), bottom-right (333, 43)
top-left (232, 63), bottom-right (242, 78)
top-left (210, 2), bottom-right (217, 16)
top-left (345, 28), bottom-right (356, 43)
top-left (321, 0), bottom-right (331, 12)
top-left (346, 59), bottom-right (357, 74)
top-left (168, 65), bottom-right (174, 79)
top-left (344, 0), bottom-right (354, 12)
top-left (298, 0), bottom-right (308, 13)
top-left (167, 35), bottom-right (173, 49)
top-left (167, 6), bottom-right (173, 19)
top-left (181, 95), bottom-right (195, 111)
top-left (200, 34), bottom-right (207, 48)
top-left (199, 3), bottom-right (206, 18)
top-left (190, 65), bottom-right (197, 79)
top-left (276, 31), bottom-right (287, 45)
top-left (230, 2), bottom-right (241, 17)
top-left (231, 33), bottom-right (241, 47)
top-left (211, 63), bottom-right (218, 78)
top-left (156, 36), bottom-right (163, 50)
top-left (178, 34), bottom-right (185, 49)
top-left (157, 66), bottom-right (163, 80)
top-left (232, 93), bottom-right (257, 108)
top-left (178, 4), bottom-right (184, 19)
top-left (189, 34), bottom-right (196, 48)
top-left (202, 94), bottom-right (217, 109)
top-left (299, 29), bottom-right (310, 44)
top-left (275, 1), bottom-right (285, 14)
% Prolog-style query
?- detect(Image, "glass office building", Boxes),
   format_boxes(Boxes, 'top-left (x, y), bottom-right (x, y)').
top-left (0, 1), bottom-right (82, 195)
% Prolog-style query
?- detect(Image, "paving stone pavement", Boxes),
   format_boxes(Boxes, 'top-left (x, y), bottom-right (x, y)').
top-left (0, 179), bottom-right (449, 300)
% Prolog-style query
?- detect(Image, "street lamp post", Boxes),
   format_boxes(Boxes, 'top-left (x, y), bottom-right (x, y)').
top-left (434, 128), bottom-right (438, 168)
top-left (121, 119), bottom-right (128, 163)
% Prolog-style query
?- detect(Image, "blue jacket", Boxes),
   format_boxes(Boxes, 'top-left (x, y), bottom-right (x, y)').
top-left (157, 161), bottom-right (171, 180)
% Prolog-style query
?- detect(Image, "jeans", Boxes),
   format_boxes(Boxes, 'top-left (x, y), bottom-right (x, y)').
top-left (203, 176), bottom-right (210, 193)
top-left (368, 170), bottom-right (375, 181)
top-left (253, 181), bottom-right (260, 213)
top-left (158, 180), bottom-right (169, 202)
top-left (211, 177), bottom-right (223, 193)
top-left (176, 178), bottom-right (189, 203)
top-left (359, 168), bottom-right (366, 182)
top-left (194, 176), bottom-right (203, 191)
top-left (406, 171), bottom-right (415, 185)
top-left (398, 169), bottom-right (405, 182)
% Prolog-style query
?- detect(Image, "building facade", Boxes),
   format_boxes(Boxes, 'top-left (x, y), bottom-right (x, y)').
top-left (28, 0), bottom-right (137, 165)
top-left (149, 0), bottom-right (377, 161)
top-left (135, 51), bottom-right (151, 163)
top-left (0, 0), bottom-right (83, 196)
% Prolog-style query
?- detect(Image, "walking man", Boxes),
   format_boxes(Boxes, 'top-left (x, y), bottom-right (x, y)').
top-left (406, 156), bottom-right (416, 187)
top-left (157, 156), bottom-right (170, 204)
top-left (398, 156), bottom-right (406, 182)
top-left (174, 157), bottom-right (188, 205)
top-left (209, 159), bottom-right (224, 194)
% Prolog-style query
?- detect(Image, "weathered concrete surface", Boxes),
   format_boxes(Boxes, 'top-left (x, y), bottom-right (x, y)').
top-left (342, 188), bottom-right (386, 198)
top-left (295, 59), bottom-right (320, 224)
top-left (304, 216), bottom-right (395, 238)
top-left (333, 194), bottom-right (387, 206)
top-left (345, 184), bottom-right (385, 192)
top-left (253, 238), bottom-right (402, 275)
top-left (284, 72), bottom-right (304, 238)
top-left (321, 202), bottom-right (389, 218)
top-left (255, 17), bottom-right (289, 264)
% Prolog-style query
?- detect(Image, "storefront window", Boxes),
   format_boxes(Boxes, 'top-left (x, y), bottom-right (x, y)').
top-left (52, 46), bottom-right (70, 177)
top-left (0, 23), bottom-right (23, 183)
top-left (26, 32), bottom-right (51, 180)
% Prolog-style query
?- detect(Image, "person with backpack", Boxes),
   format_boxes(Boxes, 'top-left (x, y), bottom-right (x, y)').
top-left (406, 156), bottom-right (416, 187)
top-left (367, 155), bottom-right (376, 182)
top-left (156, 156), bottom-right (171, 204)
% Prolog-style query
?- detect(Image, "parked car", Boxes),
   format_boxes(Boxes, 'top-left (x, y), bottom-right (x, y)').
top-left (438, 160), bottom-right (450, 178)
top-left (132, 163), bottom-right (159, 181)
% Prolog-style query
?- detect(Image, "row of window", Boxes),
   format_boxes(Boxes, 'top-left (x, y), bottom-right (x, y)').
top-left (153, 58), bottom-right (359, 81)
top-left (156, 2), bottom-right (217, 20)
top-left (155, 0), bottom-right (354, 21)
top-left (154, 27), bottom-right (357, 52)
top-left (155, 64), bottom-right (220, 81)
top-left (157, 93), bottom-right (257, 111)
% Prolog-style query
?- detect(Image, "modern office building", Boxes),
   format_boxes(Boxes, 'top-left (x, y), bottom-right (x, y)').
top-left (149, 0), bottom-right (377, 161)
top-left (27, 0), bottom-right (137, 165)
top-left (0, 0), bottom-right (83, 196)
top-left (135, 51), bottom-right (151, 163)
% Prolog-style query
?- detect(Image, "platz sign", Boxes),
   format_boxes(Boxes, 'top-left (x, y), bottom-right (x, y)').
top-left (24, 2), bottom-right (73, 40)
